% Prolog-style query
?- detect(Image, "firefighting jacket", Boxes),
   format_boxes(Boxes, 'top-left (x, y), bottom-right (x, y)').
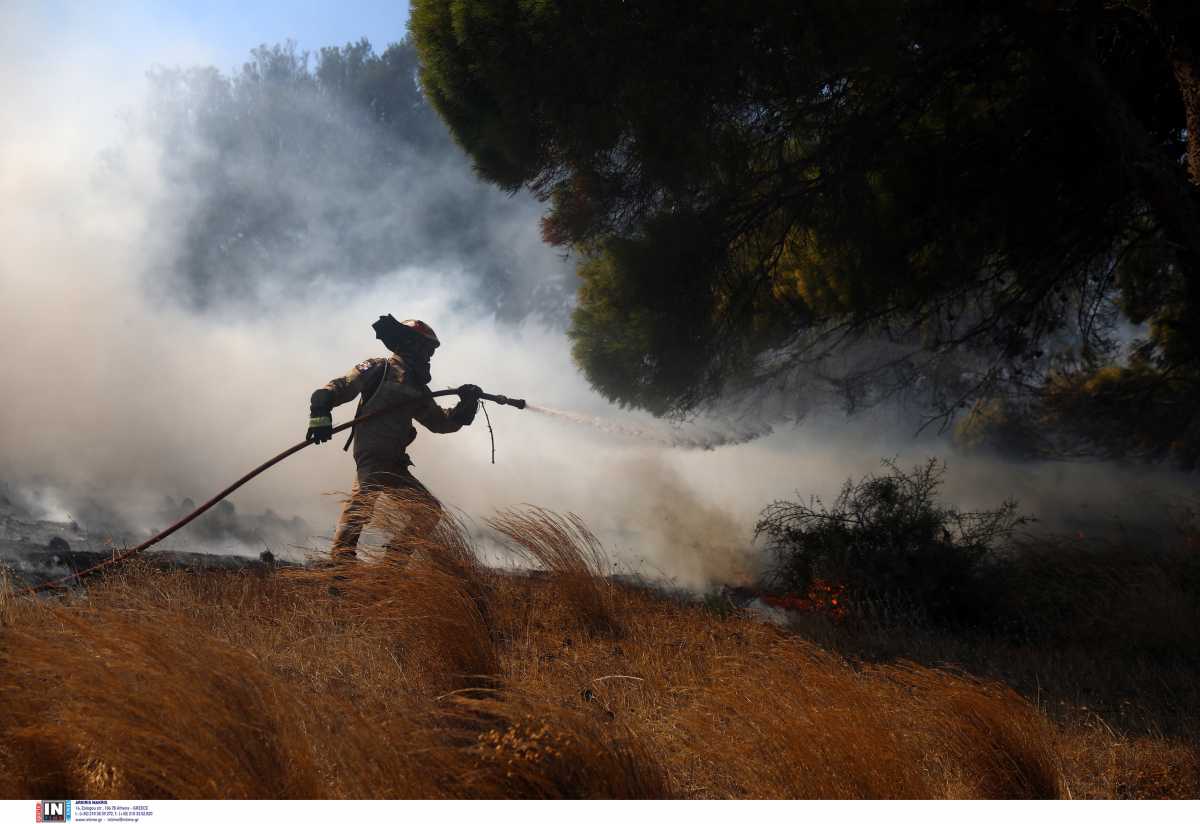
top-left (310, 355), bottom-right (471, 467)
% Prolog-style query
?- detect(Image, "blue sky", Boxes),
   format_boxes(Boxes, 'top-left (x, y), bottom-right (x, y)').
top-left (155, 0), bottom-right (413, 64)
top-left (36, 1), bottom-right (412, 72)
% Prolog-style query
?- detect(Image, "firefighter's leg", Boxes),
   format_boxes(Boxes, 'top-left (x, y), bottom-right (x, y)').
top-left (373, 469), bottom-right (444, 556)
top-left (330, 478), bottom-right (378, 561)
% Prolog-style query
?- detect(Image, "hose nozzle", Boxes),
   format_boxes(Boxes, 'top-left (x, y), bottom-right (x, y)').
top-left (483, 393), bottom-right (526, 410)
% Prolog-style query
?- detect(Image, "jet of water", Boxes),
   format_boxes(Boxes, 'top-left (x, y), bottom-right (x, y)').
top-left (525, 405), bottom-right (771, 450)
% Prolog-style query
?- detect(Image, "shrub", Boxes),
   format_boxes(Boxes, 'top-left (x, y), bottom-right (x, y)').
top-left (755, 458), bottom-right (1026, 625)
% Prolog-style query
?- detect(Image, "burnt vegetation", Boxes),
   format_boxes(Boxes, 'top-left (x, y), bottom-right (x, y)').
top-left (757, 459), bottom-right (1200, 659)
top-left (756, 458), bottom-right (1027, 626)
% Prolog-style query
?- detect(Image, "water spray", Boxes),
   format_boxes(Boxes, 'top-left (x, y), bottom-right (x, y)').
top-left (526, 404), bottom-right (771, 451)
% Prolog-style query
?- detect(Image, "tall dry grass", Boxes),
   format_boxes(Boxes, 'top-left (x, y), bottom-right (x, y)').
top-left (663, 646), bottom-right (1061, 799)
top-left (0, 608), bottom-right (320, 798)
top-left (486, 507), bottom-right (620, 637)
top-left (0, 497), bottom-right (1194, 799)
top-left (292, 490), bottom-right (499, 688)
top-left (984, 536), bottom-right (1200, 652)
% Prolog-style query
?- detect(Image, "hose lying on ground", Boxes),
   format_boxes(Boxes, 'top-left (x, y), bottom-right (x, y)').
top-left (22, 389), bottom-right (526, 595)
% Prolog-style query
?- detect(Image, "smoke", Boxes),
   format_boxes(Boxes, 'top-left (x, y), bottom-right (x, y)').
top-left (134, 41), bottom-right (572, 319)
top-left (1, 5), bottom-right (1195, 591)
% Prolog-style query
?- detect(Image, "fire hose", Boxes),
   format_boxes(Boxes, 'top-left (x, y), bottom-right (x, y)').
top-left (24, 389), bottom-right (527, 595)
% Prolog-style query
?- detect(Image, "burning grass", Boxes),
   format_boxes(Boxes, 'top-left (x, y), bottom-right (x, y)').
top-left (0, 503), bottom-right (1196, 799)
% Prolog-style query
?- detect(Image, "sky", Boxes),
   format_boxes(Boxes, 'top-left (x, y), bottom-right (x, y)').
top-left (39, 1), bottom-right (411, 70)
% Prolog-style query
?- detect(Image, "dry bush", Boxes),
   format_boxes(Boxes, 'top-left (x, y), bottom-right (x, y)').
top-left (486, 506), bottom-right (619, 636)
top-left (756, 458), bottom-right (1024, 627)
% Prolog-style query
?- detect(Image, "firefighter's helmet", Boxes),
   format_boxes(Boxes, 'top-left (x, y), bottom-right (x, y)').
top-left (400, 319), bottom-right (440, 348)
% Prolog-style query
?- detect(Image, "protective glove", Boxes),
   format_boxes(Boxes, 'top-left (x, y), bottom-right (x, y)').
top-left (449, 384), bottom-right (482, 426)
top-left (456, 384), bottom-right (483, 403)
top-left (307, 415), bottom-right (334, 444)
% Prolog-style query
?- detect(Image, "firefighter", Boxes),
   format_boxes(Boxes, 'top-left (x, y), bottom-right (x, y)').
top-left (306, 316), bottom-right (480, 560)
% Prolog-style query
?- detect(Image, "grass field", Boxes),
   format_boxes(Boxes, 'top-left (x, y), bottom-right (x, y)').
top-left (1, 500), bottom-right (1196, 799)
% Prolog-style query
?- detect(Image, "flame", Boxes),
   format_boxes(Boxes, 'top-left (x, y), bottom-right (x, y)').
top-left (761, 578), bottom-right (847, 621)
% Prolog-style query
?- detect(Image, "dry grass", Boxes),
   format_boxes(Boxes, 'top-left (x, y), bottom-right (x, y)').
top-left (486, 507), bottom-right (619, 636)
top-left (985, 536), bottom-right (1200, 653)
top-left (0, 501), bottom-right (1195, 799)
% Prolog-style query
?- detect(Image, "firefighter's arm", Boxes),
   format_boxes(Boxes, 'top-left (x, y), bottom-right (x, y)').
top-left (414, 385), bottom-right (480, 434)
top-left (307, 360), bottom-right (383, 441)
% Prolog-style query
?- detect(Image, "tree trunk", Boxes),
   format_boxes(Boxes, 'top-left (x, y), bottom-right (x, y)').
top-left (1160, 15), bottom-right (1200, 187)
